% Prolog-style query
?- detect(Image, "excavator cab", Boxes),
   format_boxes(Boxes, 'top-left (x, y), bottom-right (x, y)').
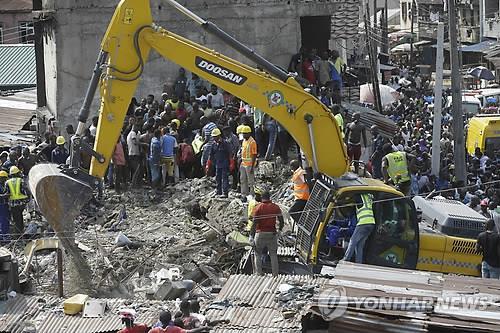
top-left (295, 174), bottom-right (419, 273)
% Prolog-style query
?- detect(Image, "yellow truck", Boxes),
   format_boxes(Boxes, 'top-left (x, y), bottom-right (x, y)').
top-left (466, 114), bottom-right (500, 156)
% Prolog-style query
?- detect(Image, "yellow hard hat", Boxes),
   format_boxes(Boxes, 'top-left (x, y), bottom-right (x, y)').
top-left (236, 124), bottom-right (244, 134)
top-left (171, 119), bottom-right (181, 128)
top-left (254, 186), bottom-right (262, 195)
top-left (211, 128), bottom-right (222, 137)
top-left (9, 166), bottom-right (20, 176)
top-left (0, 171), bottom-right (8, 178)
top-left (241, 125), bottom-right (252, 134)
top-left (56, 136), bottom-right (66, 145)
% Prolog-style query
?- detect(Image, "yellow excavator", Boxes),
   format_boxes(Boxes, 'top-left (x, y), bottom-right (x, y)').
top-left (29, 0), bottom-right (482, 279)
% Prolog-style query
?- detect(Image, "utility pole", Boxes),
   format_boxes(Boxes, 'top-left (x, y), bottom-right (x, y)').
top-left (448, 0), bottom-right (467, 184)
top-left (479, 0), bottom-right (485, 41)
top-left (410, 0), bottom-right (415, 68)
top-left (364, 8), bottom-right (383, 113)
top-left (384, 0), bottom-right (389, 54)
top-left (432, 22), bottom-right (445, 177)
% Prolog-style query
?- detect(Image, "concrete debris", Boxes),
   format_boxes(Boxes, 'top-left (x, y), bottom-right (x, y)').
top-left (82, 299), bottom-right (107, 318)
top-left (115, 232), bottom-right (132, 247)
top-left (11, 159), bottom-right (292, 306)
top-left (154, 279), bottom-right (194, 301)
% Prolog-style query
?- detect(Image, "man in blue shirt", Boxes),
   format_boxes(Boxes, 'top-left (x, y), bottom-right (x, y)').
top-left (51, 136), bottom-right (69, 165)
top-left (149, 129), bottom-right (162, 194)
top-left (160, 126), bottom-right (178, 186)
top-left (209, 128), bottom-right (231, 198)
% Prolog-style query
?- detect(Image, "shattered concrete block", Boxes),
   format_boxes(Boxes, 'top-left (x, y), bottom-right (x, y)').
top-left (154, 280), bottom-right (195, 301)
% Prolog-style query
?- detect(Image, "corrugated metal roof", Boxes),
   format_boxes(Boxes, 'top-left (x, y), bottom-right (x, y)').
top-left (331, 0), bottom-right (360, 40)
top-left (36, 298), bottom-right (170, 333)
top-left (0, 296), bottom-right (57, 333)
top-left (204, 263), bottom-right (500, 332)
top-left (0, 296), bottom-right (175, 333)
top-left (0, 45), bottom-right (36, 89)
top-left (205, 274), bottom-right (327, 332)
top-left (0, 88), bottom-right (36, 134)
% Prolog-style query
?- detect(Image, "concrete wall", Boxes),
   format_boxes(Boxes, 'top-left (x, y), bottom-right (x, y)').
top-left (42, 0), bottom-right (353, 130)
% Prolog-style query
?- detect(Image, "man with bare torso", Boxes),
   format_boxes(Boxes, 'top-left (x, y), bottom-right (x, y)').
top-left (345, 112), bottom-right (366, 174)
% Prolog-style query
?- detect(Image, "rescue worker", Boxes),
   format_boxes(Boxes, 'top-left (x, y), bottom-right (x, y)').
top-left (117, 308), bottom-right (148, 333)
top-left (288, 160), bottom-right (310, 223)
top-left (332, 105), bottom-right (344, 138)
top-left (343, 193), bottom-right (375, 263)
top-left (239, 125), bottom-right (257, 200)
top-left (208, 128), bottom-right (231, 198)
top-left (250, 189), bottom-right (284, 276)
top-left (245, 186), bottom-right (262, 232)
top-left (51, 136), bottom-right (69, 165)
top-left (0, 171), bottom-right (10, 242)
top-left (5, 166), bottom-right (28, 237)
top-left (382, 143), bottom-right (414, 196)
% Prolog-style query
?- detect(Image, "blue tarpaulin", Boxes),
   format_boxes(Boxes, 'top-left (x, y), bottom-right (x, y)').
top-left (461, 40), bottom-right (498, 53)
top-left (431, 39), bottom-right (498, 53)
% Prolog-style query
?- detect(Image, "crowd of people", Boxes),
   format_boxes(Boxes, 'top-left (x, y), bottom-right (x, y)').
top-left (2, 47), bottom-right (500, 278)
top-left (117, 299), bottom-right (220, 333)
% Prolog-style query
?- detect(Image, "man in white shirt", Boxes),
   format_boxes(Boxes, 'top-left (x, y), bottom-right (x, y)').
top-left (207, 84), bottom-right (225, 110)
top-left (127, 124), bottom-right (141, 186)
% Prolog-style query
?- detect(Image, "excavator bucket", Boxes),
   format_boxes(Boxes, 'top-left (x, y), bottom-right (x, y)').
top-left (29, 164), bottom-right (94, 231)
top-left (28, 164), bottom-right (95, 291)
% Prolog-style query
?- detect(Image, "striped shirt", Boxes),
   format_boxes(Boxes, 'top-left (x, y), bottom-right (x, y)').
top-left (203, 122), bottom-right (217, 143)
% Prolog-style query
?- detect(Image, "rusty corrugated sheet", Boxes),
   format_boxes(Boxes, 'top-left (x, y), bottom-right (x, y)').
top-left (36, 298), bottom-right (166, 333)
top-left (205, 274), bottom-right (326, 331)
top-left (343, 102), bottom-right (399, 138)
top-left (206, 264), bottom-right (500, 332)
top-left (0, 296), bottom-right (55, 333)
top-left (327, 311), bottom-right (428, 333)
top-left (0, 297), bottom-right (172, 333)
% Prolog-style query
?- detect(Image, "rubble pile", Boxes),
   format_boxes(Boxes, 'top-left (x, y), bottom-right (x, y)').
top-left (15, 162), bottom-right (294, 300)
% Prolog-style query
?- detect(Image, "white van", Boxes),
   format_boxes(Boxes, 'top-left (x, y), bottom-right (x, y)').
top-left (445, 94), bottom-right (481, 116)
top-left (467, 88), bottom-right (500, 108)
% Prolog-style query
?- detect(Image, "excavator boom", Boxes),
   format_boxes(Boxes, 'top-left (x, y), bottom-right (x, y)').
top-left (29, 0), bottom-right (348, 274)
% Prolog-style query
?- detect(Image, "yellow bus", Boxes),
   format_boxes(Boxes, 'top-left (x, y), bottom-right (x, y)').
top-left (466, 114), bottom-right (500, 155)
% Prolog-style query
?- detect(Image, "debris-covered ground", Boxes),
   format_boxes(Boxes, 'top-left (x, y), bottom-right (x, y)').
top-left (13, 160), bottom-right (294, 301)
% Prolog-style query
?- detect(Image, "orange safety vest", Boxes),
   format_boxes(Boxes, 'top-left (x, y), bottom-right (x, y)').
top-left (292, 167), bottom-right (310, 200)
top-left (241, 137), bottom-right (256, 167)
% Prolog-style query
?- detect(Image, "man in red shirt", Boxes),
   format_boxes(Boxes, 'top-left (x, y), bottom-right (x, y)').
top-left (117, 308), bottom-right (148, 333)
top-left (302, 55), bottom-right (316, 86)
top-left (250, 189), bottom-right (284, 276)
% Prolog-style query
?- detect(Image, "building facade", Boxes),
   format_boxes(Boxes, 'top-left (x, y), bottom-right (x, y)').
top-left (0, 0), bottom-right (33, 44)
top-left (400, 0), bottom-right (480, 43)
top-left (484, 0), bottom-right (500, 39)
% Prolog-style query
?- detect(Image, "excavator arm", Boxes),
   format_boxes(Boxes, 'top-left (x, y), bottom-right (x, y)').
top-left (89, 0), bottom-right (347, 178)
top-left (29, 0), bottom-right (348, 250)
